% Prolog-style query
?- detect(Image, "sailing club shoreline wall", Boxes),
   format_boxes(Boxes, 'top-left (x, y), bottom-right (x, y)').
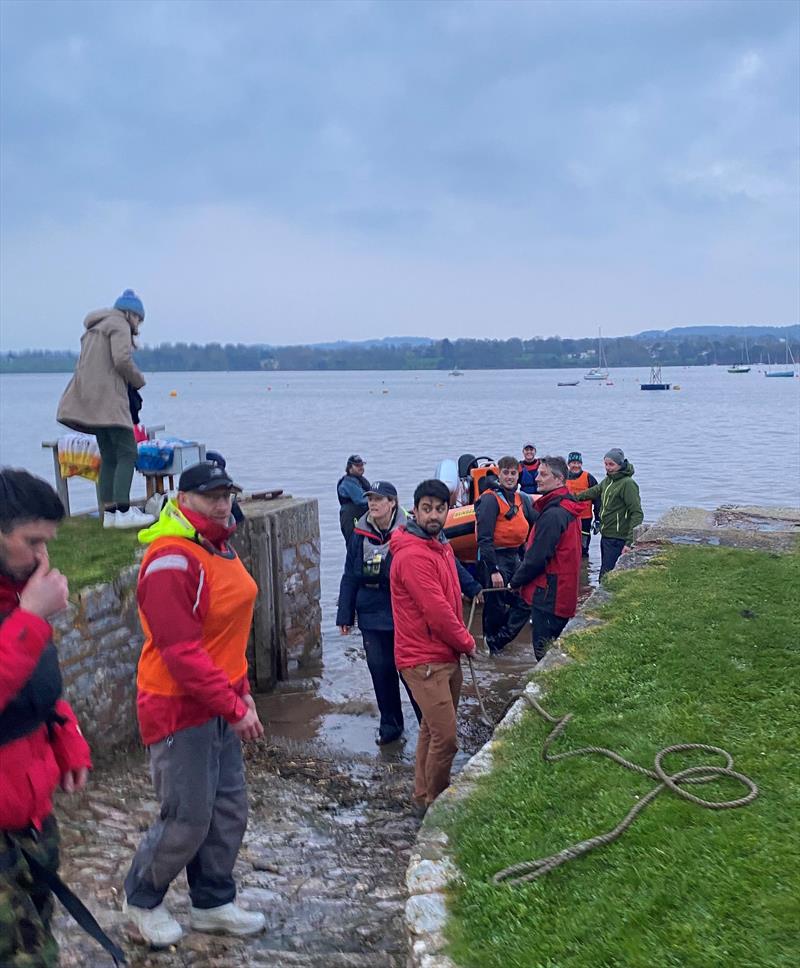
top-left (52, 497), bottom-right (322, 756)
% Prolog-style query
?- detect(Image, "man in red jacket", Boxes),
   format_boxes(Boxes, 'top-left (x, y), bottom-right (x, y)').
top-left (390, 479), bottom-right (477, 816)
top-left (0, 468), bottom-right (92, 967)
top-left (510, 456), bottom-right (583, 661)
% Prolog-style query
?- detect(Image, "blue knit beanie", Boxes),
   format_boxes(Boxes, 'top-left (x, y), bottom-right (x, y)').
top-left (113, 289), bottom-right (145, 319)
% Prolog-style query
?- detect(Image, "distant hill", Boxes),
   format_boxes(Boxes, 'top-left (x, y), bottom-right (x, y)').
top-left (308, 336), bottom-right (434, 350)
top-left (635, 324), bottom-right (800, 340)
top-left (2, 326), bottom-right (798, 373)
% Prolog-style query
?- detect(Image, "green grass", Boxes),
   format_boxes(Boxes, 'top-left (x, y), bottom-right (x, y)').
top-left (48, 516), bottom-right (141, 592)
top-left (443, 546), bottom-right (800, 968)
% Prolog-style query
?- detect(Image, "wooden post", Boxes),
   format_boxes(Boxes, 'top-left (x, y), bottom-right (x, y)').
top-left (42, 442), bottom-right (70, 516)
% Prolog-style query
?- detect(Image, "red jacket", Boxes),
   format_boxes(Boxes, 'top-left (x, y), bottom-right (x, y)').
top-left (135, 503), bottom-right (254, 746)
top-left (0, 576), bottom-right (92, 831)
top-left (389, 525), bottom-right (475, 668)
top-left (510, 487), bottom-right (583, 618)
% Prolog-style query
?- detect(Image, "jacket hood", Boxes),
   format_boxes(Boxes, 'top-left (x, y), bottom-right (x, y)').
top-left (608, 461), bottom-right (635, 480)
top-left (538, 486), bottom-right (583, 518)
top-left (138, 498), bottom-right (236, 549)
top-left (138, 499), bottom-right (197, 545)
top-left (390, 522), bottom-right (449, 556)
top-left (84, 307), bottom-right (139, 336)
top-left (354, 505), bottom-right (407, 540)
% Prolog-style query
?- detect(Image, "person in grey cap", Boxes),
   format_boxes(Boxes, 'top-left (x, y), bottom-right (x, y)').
top-left (57, 289), bottom-right (155, 530)
top-left (336, 455), bottom-right (371, 545)
top-left (572, 448), bottom-right (643, 577)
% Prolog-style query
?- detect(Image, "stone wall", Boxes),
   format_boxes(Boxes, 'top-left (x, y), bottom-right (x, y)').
top-left (52, 496), bottom-right (321, 757)
top-left (53, 565), bottom-right (142, 754)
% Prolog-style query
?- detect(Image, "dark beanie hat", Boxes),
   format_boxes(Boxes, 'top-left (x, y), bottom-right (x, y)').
top-left (604, 448), bottom-right (625, 465)
top-left (568, 452), bottom-right (582, 463)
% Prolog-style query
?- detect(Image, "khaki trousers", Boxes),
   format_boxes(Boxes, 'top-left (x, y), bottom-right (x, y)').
top-left (401, 662), bottom-right (463, 805)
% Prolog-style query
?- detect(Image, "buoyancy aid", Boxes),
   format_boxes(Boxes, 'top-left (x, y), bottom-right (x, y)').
top-left (481, 489), bottom-right (530, 549)
top-left (136, 508), bottom-right (257, 698)
top-left (518, 460), bottom-right (540, 495)
top-left (565, 470), bottom-right (593, 519)
top-left (353, 507), bottom-right (408, 589)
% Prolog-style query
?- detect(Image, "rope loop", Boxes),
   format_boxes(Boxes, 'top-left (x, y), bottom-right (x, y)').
top-left (491, 695), bottom-right (758, 886)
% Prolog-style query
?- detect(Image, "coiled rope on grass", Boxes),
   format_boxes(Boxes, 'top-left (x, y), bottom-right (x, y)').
top-left (492, 692), bottom-right (759, 886)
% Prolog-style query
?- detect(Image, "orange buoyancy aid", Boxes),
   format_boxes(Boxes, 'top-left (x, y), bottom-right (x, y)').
top-left (565, 471), bottom-right (593, 519)
top-left (482, 489), bottom-right (531, 549)
top-left (137, 536), bottom-right (257, 697)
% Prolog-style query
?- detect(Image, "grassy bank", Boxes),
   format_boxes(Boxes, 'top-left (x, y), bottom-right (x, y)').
top-left (48, 517), bottom-right (141, 592)
top-left (444, 545), bottom-right (799, 968)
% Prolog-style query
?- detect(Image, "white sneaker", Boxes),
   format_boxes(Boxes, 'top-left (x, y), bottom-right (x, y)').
top-left (123, 899), bottom-right (183, 947)
top-left (190, 902), bottom-right (266, 936)
top-left (115, 507), bottom-right (155, 529)
top-left (103, 511), bottom-right (116, 529)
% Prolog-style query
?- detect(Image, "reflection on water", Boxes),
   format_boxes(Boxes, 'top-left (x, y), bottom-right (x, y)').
top-left (2, 367), bottom-right (798, 759)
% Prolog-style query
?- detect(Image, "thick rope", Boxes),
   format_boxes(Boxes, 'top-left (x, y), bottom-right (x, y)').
top-left (465, 598), bottom-right (492, 726)
top-left (492, 692), bottom-right (758, 885)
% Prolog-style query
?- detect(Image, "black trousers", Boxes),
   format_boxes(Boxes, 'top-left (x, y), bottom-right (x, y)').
top-left (482, 550), bottom-right (530, 650)
top-left (361, 629), bottom-right (421, 740)
top-left (600, 536), bottom-right (626, 578)
top-left (580, 518), bottom-right (592, 557)
top-left (531, 607), bottom-right (569, 661)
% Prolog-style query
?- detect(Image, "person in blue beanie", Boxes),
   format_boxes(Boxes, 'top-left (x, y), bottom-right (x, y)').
top-left (57, 290), bottom-right (155, 530)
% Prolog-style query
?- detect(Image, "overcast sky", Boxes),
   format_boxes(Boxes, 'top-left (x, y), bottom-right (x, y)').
top-left (0, 0), bottom-right (797, 350)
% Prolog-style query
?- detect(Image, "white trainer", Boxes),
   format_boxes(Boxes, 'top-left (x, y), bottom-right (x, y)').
top-left (123, 899), bottom-right (183, 947)
top-left (115, 507), bottom-right (155, 529)
top-left (103, 511), bottom-right (117, 529)
top-left (189, 902), bottom-right (266, 936)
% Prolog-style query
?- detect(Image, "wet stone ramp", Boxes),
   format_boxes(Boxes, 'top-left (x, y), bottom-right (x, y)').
top-left (54, 744), bottom-right (422, 967)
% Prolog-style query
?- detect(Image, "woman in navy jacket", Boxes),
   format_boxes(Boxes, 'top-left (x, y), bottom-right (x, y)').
top-left (337, 481), bottom-right (481, 745)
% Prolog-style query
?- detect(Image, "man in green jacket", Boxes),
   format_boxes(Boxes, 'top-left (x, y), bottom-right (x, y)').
top-left (573, 448), bottom-right (643, 578)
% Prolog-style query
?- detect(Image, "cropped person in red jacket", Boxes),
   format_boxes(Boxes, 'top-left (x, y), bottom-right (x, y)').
top-left (123, 461), bottom-right (266, 948)
top-left (510, 456), bottom-right (583, 661)
top-left (0, 468), bottom-right (92, 966)
top-left (390, 479), bottom-right (476, 817)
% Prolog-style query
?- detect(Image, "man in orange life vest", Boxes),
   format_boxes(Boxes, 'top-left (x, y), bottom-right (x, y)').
top-left (124, 461), bottom-right (266, 948)
top-left (475, 456), bottom-right (537, 654)
top-left (564, 452), bottom-right (600, 558)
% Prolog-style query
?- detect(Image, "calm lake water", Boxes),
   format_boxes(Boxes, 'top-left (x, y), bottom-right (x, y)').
top-left (2, 367), bottom-right (798, 756)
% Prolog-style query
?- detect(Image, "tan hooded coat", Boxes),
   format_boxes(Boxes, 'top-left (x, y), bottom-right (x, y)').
top-left (57, 308), bottom-right (146, 431)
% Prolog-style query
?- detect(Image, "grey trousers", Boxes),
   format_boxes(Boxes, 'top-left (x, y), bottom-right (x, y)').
top-left (124, 717), bottom-right (248, 910)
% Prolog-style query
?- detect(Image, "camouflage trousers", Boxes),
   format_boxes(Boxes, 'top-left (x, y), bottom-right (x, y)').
top-left (0, 814), bottom-right (60, 968)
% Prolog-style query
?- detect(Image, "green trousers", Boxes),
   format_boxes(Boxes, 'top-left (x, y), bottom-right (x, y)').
top-left (0, 815), bottom-right (60, 967)
top-left (94, 426), bottom-right (138, 506)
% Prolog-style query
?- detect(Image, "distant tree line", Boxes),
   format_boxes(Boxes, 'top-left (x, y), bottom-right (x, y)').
top-left (1, 332), bottom-right (797, 373)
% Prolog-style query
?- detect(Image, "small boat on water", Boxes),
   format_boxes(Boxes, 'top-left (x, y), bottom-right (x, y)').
top-left (435, 454), bottom-right (500, 562)
top-left (641, 364), bottom-right (670, 390)
top-left (728, 339), bottom-right (751, 374)
top-left (584, 328), bottom-right (609, 381)
top-left (764, 340), bottom-right (796, 378)
top-left (449, 368), bottom-right (464, 376)
top-left (557, 380), bottom-right (580, 387)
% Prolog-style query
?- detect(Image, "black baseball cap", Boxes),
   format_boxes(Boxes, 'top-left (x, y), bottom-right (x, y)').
top-left (347, 454), bottom-right (365, 465)
top-left (179, 461), bottom-right (242, 494)
top-left (366, 480), bottom-right (397, 499)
